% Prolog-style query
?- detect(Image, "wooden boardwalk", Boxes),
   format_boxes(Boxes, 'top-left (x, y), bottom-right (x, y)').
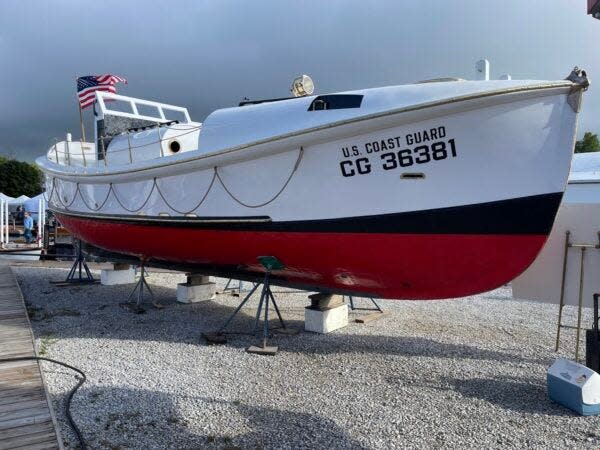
top-left (0, 264), bottom-right (62, 449)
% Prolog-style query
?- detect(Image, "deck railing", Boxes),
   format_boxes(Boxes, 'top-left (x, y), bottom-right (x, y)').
top-left (48, 92), bottom-right (201, 168)
top-left (49, 122), bottom-right (202, 168)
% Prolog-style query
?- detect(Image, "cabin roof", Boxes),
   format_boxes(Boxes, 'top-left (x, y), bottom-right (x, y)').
top-left (198, 79), bottom-right (570, 154)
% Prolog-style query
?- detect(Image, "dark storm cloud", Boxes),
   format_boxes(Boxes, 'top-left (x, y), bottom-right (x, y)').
top-left (1, 0), bottom-right (600, 161)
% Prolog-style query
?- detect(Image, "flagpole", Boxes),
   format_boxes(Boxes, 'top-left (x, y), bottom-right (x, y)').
top-left (78, 103), bottom-right (86, 143)
top-left (76, 77), bottom-right (86, 142)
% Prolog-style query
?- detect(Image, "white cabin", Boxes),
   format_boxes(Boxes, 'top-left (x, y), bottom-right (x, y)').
top-left (45, 80), bottom-right (569, 170)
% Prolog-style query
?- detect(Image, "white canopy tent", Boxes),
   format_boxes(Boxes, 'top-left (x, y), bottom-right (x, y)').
top-left (12, 195), bottom-right (30, 204)
top-left (0, 193), bottom-right (15, 202)
top-left (1, 193), bottom-right (31, 210)
top-left (0, 193), bottom-right (46, 246)
top-left (24, 194), bottom-right (47, 223)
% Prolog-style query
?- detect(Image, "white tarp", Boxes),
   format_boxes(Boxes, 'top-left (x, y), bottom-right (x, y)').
top-left (0, 193), bottom-right (15, 202)
top-left (512, 152), bottom-right (600, 307)
top-left (571, 152), bottom-right (600, 174)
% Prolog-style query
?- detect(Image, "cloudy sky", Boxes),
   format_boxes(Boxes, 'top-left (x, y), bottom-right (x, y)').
top-left (1, 0), bottom-right (599, 161)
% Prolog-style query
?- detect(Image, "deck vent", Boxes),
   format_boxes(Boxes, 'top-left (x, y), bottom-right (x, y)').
top-left (416, 77), bottom-right (465, 84)
top-left (400, 172), bottom-right (425, 180)
top-left (158, 212), bottom-right (170, 217)
top-left (185, 213), bottom-right (198, 217)
top-left (169, 140), bottom-right (181, 153)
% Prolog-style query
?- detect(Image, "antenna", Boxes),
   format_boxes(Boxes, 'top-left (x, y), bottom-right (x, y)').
top-left (475, 59), bottom-right (490, 81)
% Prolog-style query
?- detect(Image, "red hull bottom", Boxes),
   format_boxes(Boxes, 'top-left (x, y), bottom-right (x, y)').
top-left (57, 214), bottom-right (546, 299)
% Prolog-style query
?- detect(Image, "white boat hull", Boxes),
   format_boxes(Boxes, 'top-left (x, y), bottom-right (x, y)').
top-left (46, 89), bottom-right (575, 221)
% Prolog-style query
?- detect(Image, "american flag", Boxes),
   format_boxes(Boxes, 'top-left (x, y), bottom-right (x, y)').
top-left (77, 74), bottom-right (127, 109)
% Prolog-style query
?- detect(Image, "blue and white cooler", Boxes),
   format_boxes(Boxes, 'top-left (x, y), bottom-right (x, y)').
top-left (547, 358), bottom-right (600, 415)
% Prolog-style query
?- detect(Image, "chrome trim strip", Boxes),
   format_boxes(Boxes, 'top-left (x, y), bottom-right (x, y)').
top-left (52, 208), bottom-right (273, 224)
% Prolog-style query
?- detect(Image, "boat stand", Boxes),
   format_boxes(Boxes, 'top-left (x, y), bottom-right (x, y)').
top-left (347, 295), bottom-right (383, 312)
top-left (555, 230), bottom-right (600, 362)
top-left (204, 256), bottom-right (287, 355)
top-left (134, 265), bottom-right (150, 278)
top-left (221, 278), bottom-right (245, 297)
top-left (50, 239), bottom-right (98, 286)
top-left (345, 295), bottom-right (387, 323)
top-left (121, 261), bottom-right (160, 313)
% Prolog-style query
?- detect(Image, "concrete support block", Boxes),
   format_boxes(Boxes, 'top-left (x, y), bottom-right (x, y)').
top-left (304, 294), bottom-right (348, 333)
top-left (177, 274), bottom-right (216, 304)
top-left (100, 266), bottom-right (135, 285)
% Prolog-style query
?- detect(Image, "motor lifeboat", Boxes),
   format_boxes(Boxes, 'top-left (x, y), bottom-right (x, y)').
top-left (36, 70), bottom-right (589, 299)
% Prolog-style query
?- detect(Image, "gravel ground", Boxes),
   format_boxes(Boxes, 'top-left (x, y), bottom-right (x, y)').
top-left (11, 265), bottom-right (600, 449)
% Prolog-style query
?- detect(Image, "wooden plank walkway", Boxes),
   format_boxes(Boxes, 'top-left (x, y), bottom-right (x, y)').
top-left (0, 264), bottom-right (62, 449)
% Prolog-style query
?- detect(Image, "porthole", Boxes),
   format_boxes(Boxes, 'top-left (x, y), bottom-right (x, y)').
top-left (169, 140), bottom-right (181, 153)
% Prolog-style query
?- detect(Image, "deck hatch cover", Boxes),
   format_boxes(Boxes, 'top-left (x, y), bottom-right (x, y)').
top-left (308, 94), bottom-right (363, 111)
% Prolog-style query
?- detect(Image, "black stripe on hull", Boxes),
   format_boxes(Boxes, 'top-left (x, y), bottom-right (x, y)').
top-left (54, 192), bottom-right (563, 235)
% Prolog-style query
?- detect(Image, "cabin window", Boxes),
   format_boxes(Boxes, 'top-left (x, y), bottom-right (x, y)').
top-left (136, 104), bottom-right (161, 119)
top-left (164, 109), bottom-right (188, 123)
top-left (308, 95), bottom-right (363, 111)
top-left (105, 98), bottom-right (135, 114)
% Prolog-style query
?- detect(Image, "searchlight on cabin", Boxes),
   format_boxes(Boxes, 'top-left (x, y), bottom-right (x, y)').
top-left (291, 74), bottom-right (315, 97)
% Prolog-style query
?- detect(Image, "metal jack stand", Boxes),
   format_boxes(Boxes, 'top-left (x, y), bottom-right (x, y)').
top-left (121, 261), bottom-right (159, 313)
top-left (347, 296), bottom-right (383, 312)
top-left (555, 230), bottom-right (600, 362)
top-left (222, 278), bottom-right (245, 297)
top-left (345, 295), bottom-right (387, 324)
top-left (204, 256), bottom-right (287, 355)
top-left (134, 265), bottom-right (150, 278)
top-left (50, 239), bottom-right (98, 286)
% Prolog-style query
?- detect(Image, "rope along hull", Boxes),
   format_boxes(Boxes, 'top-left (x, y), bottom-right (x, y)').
top-left (55, 193), bottom-right (560, 299)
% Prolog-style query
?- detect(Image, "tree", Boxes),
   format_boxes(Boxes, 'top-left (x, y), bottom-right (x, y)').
top-left (0, 158), bottom-right (44, 197)
top-left (575, 132), bottom-right (600, 153)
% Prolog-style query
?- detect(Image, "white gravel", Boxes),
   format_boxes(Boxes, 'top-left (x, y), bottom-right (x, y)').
top-left (12, 265), bottom-right (600, 449)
